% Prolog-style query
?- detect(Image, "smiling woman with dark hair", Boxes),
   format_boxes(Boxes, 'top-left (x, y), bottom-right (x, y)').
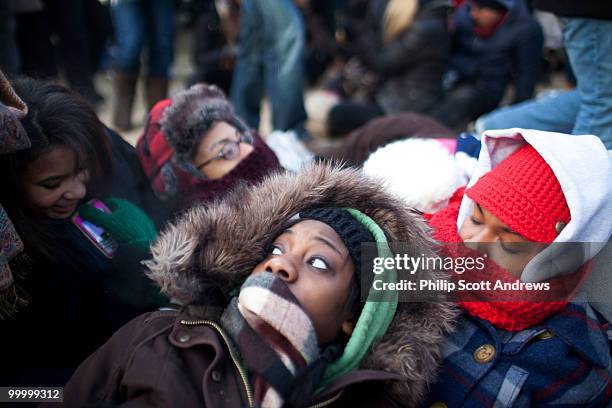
top-left (0, 77), bottom-right (166, 388)
top-left (1, 78), bottom-right (112, 257)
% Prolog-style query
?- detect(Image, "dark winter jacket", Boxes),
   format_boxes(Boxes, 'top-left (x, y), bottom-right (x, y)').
top-left (358, 0), bottom-right (451, 114)
top-left (450, 0), bottom-right (543, 104)
top-left (63, 163), bottom-right (458, 407)
top-left (63, 307), bottom-right (407, 408)
top-left (0, 130), bottom-right (167, 388)
top-left (532, 0), bottom-right (612, 20)
top-left (106, 127), bottom-right (170, 227)
top-left (426, 302), bottom-right (611, 407)
top-left (0, 219), bottom-right (165, 388)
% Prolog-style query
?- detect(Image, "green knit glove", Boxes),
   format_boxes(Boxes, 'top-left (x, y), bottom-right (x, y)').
top-left (78, 198), bottom-right (157, 250)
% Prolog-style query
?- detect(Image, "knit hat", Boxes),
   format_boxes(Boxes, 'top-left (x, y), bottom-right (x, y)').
top-left (321, 208), bottom-right (397, 384)
top-left (465, 144), bottom-right (570, 243)
top-left (160, 83), bottom-right (249, 163)
top-left (137, 89), bottom-right (281, 207)
top-left (281, 207), bottom-right (397, 383)
top-left (297, 207), bottom-right (375, 282)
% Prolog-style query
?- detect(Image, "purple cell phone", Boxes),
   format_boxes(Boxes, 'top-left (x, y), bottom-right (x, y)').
top-left (72, 199), bottom-right (118, 258)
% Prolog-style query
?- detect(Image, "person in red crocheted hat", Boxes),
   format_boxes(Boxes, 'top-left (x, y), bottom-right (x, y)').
top-left (424, 129), bottom-right (611, 407)
top-left (460, 143), bottom-right (571, 276)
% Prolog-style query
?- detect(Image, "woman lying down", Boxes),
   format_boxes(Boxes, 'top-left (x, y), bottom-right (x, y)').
top-left (60, 163), bottom-right (456, 408)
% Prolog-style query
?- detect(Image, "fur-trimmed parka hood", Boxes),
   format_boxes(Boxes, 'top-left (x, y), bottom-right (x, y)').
top-left (146, 163), bottom-right (457, 406)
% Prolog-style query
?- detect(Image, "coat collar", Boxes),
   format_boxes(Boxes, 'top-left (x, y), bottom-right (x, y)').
top-left (169, 309), bottom-right (404, 406)
top-left (499, 301), bottom-right (610, 368)
top-left (540, 302), bottom-right (610, 368)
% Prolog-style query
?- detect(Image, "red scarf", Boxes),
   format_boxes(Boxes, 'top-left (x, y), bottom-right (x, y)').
top-left (472, 11), bottom-right (507, 38)
top-left (425, 188), bottom-right (587, 331)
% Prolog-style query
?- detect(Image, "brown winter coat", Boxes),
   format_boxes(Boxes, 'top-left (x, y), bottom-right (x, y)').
top-left (62, 163), bottom-right (457, 407)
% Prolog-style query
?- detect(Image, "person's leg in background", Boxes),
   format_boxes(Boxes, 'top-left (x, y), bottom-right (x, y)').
top-left (110, 0), bottom-right (145, 130)
top-left (230, 0), bottom-right (265, 130)
top-left (84, 0), bottom-right (114, 74)
top-left (0, 4), bottom-right (20, 76)
top-left (475, 90), bottom-right (580, 134)
top-left (16, 9), bottom-right (57, 80)
top-left (260, 0), bottom-right (307, 133)
top-left (562, 17), bottom-right (612, 149)
top-left (47, 0), bottom-right (102, 105)
top-left (143, 0), bottom-right (174, 111)
top-left (430, 83), bottom-right (499, 132)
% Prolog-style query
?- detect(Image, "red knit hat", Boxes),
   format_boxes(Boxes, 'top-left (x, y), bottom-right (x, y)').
top-left (465, 144), bottom-right (571, 243)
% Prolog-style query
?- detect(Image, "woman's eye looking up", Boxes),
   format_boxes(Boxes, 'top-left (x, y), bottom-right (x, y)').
top-left (310, 257), bottom-right (328, 270)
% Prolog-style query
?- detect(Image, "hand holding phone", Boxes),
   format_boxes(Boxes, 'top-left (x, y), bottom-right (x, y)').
top-left (72, 199), bottom-right (119, 258)
top-left (77, 198), bottom-right (157, 250)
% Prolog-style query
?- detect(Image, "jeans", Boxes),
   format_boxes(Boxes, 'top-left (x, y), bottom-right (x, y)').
top-left (561, 17), bottom-right (612, 149)
top-left (476, 18), bottom-right (612, 150)
top-left (475, 90), bottom-right (580, 135)
top-left (230, 0), bottom-right (307, 132)
top-left (110, 0), bottom-right (174, 77)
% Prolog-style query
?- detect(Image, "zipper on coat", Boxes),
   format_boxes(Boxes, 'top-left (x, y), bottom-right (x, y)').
top-left (307, 390), bottom-right (344, 408)
top-left (180, 319), bottom-right (255, 407)
top-left (180, 319), bottom-right (344, 408)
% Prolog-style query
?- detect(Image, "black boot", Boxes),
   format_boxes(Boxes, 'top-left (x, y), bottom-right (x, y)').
top-left (112, 72), bottom-right (137, 131)
top-left (145, 76), bottom-right (168, 111)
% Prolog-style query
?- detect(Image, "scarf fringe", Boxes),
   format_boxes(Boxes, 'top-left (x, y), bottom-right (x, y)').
top-left (0, 252), bottom-right (34, 319)
top-left (0, 284), bottom-right (29, 320)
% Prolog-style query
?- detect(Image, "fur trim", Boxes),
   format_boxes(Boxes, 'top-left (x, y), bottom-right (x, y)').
top-left (145, 162), bottom-right (457, 406)
top-left (159, 83), bottom-right (248, 161)
top-left (363, 138), bottom-right (467, 213)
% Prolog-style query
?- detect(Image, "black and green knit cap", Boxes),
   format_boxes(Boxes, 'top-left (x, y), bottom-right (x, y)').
top-left (298, 207), bottom-right (374, 284)
top-left (295, 207), bottom-right (398, 385)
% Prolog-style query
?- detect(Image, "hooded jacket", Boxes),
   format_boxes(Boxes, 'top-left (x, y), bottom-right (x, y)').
top-left (450, 0), bottom-right (543, 104)
top-left (457, 128), bottom-right (612, 279)
top-left (62, 163), bottom-right (457, 407)
top-left (425, 129), bottom-right (612, 407)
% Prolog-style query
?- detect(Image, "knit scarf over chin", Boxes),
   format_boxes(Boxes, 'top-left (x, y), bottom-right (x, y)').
top-left (426, 188), bottom-right (583, 331)
top-left (221, 272), bottom-right (335, 408)
top-left (177, 134), bottom-right (282, 211)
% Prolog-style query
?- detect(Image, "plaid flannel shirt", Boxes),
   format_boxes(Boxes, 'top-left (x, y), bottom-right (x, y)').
top-left (426, 302), bottom-right (612, 407)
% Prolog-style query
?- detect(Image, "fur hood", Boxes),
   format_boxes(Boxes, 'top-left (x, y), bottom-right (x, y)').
top-left (146, 163), bottom-right (457, 406)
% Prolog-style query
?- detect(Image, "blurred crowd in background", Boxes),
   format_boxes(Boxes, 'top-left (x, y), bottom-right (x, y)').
top-left (2, 0), bottom-right (609, 149)
top-left (1, 0), bottom-right (611, 403)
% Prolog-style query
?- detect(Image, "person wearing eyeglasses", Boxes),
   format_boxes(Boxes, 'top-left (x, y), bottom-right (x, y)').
top-left (192, 121), bottom-right (255, 179)
top-left (136, 83), bottom-right (282, 213)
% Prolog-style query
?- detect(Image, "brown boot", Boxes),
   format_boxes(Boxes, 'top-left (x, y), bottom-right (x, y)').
top-left (112, 72), bottom-right (137, 131)
top-left (145, 76), bottom-right (168, 111)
